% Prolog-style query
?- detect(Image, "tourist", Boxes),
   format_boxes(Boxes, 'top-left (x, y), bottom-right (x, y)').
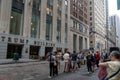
top-left (96, 51), bottom-right (100, 68)
top-left (71, 51), bottom-right (77, 72)
top-left (91, 52), bottom-right (96, 72)
top-left (63, 51), bottom-right (70, 72)
top-left (48, 52), bottom-right (55, 78)
top-left (86, 51), bottom-right (92, 73)
top-left (54, 52), bottom-right (58, 76)
top-left (99, 51), bottom-right (120, 80)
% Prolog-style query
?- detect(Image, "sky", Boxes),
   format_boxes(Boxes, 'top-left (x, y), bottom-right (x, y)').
top-left (108, 0), bottom-right (120, 16)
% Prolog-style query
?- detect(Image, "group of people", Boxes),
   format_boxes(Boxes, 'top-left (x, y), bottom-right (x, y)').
top-left (98, 51), bottom-right (120, 80)
top-left (63, 51), bottom-right (86, 72)
top-left (86, 51), bottom-right (101, 73)
top-left (46, 51), bottom-right (62, 78)
top-left (47, 50), bottom-right (120, 80)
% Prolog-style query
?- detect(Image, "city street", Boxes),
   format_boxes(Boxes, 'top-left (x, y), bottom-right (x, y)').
top-left (0, 62), bottom-right (98, 80)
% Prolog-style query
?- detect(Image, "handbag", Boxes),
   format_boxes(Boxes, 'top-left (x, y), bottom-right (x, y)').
top-left (104, 68), bottom-right (120, 80)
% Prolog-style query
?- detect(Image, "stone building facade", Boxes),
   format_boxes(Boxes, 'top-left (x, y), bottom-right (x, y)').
top-left (89, 0), bottom-right (106, 52)
top-left (69, 0), bottom-right (90, 52)
top-left (0, 0), bottom-right (70, 59)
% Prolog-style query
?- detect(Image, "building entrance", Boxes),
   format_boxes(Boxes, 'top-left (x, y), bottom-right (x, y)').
top-left (7, 44), bottom-right (23, 59)
top-left (45, 47), bottom-right (53, 56)
top-left (29, 46), bottom-right (40, 59)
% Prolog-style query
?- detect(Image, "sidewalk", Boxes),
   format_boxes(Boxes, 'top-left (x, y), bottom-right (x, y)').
top-left (0, 59), bottom-right (39, 65)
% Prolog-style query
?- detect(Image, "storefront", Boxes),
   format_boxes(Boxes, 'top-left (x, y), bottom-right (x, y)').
top-left (45, 47), bottom-right (53, 56)
top-left (0, 34), bottom-right (57, 59)
top-left (7, 43), bottom-right (23, 59)
top-left (29, 46), bottom-right (40, 59)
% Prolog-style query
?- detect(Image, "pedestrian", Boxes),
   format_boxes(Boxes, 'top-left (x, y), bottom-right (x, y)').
top-left (67, 52), bottom-right (72, 72)
top-left (48, 52), bottom-right (55, 78)
top-left (63, 51), bottom-right (70, 72)
top-left (71, 51), bottom-right (77, 72)
top-left (91, 52), bottom-right (96, 72)
top-left (56, 52), bottom-right (61, 70)
top-left (98, 60), bottom-right (107, 80)
top-left (77, 52), bottom-right (81, 68)
top-left (54, 52), bottom-right (58, 76)
top-left (99, 51), bottom-right (120, 80)
top-left (86, 51), bottom-right (92, 73)
top-left (96, 51), bottom-right (100, 68)
top-left (83, 53), bottom-right (87, 65)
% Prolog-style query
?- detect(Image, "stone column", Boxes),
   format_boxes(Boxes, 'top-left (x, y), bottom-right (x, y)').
top-left (82, 37), bottom-right (85, 49)
top-left (0, 0), bottom-right (12, 34)
top-left (67, 0), bottom-right (72, 52)
top-left (22, 45), bottom-right (29, 59)
top-left (40, 0), bottom-right (47, 40)
top-left (52, 0), bottom-right (57, 42)
top-left (76, 35), bottom-right (79, 52)
top-left (40, 46), bottom-right (45, 57)
top-left (61, 0), bottom-right (65, 44)
top-left (23, 0), bottom-right (33, 38)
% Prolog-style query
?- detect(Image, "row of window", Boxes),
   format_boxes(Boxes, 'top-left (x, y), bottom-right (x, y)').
top-left (73, 20), bottom-right (88, 33)
top-left (73, 34), bottom-right (88, 51)
top-left (9, 0), bottom-right (68, 43)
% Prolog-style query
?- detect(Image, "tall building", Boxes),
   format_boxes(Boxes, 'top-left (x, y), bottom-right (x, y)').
top-left (69, 0), bottom-right (90, 52)
top-left (109, 15), bottom-right (120, 47)
top-left (89, 0), bottom-right (106, 52)
top-left (117, 0), bottom-right (120, 10)
top-left (0, 0), bottom-right (70, 59)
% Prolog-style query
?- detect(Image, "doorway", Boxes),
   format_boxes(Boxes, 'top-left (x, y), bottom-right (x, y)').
top-left (7, 44), bottom-right (23, 59)
top-left (45, 47), bottom-right (53, 56)
top-left (29, 46), bottom-right (40, 59)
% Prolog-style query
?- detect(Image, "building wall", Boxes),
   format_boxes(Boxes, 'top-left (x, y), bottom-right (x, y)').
top-left (89, 0), bottom-right (106, 52)
top-left (69, 0), bottom-right (90, 52)
top-left (0, 0), bottom-right (70, 59)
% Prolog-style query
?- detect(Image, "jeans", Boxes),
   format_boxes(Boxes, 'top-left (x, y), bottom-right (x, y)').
top-left (49, 63), bottom-right (54, 77)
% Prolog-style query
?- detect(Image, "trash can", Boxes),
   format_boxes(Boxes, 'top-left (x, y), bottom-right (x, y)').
top-left (13, 52), bottom-right (19, 61)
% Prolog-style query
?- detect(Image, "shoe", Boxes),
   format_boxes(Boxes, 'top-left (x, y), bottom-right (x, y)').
top-left (48, 76), bottom-right (52, 78)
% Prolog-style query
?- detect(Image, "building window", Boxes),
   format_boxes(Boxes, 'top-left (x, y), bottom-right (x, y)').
top-left (73, 34), bottom-right (77, 51)
top-left (79, 24), bottom-right (83, 32)
top-left (90, 17), bottom-right (92, 20)
top-left (90, 1), bottom-right (92, 4)
top-left (90, 7), bottom-right (92, 10)
top-left (57, 19), bottom-right (61, 42)
top-left (10, 0), bottom-right (24, 35)
top-left (73, 21), bottom-right (77, 29)
top-left (79, 36), bottom-right (83, 50)
top-left (90, 12), bottom-right (92, 16)
top-left (46, 0), bottom-right (53, 41)
top-left (56, 0), bottom-right (62, 42)
top-left (85, 38), bottom-right (87, 49)
top-left (90, 22), bottom-right (92, 26)
top-left (65, 23), bottom-right (68, 43)
top-left (65, 0), bottom-right (68, 6)
top-left (31, 0), bottom-right (41, 38)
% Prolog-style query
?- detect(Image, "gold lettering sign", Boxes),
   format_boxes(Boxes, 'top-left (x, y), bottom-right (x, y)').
top-left (20, 39), bottom-right (24, 43)
top-left (26, 40), bottom-right (29, 44)
top-left (51, 43), bottom-right (52, 46)
top-left (8, 37), bottom-right (12, 42)
top-left (43, 42), bottom-right (45, 46)
top-left (53, 44), bottom-right (55, 47)
top-left (1, 36), bottom-right (5, 42)
top-left (40, 42), bottom-right (42, 45)
top-left (46, 42), bottom-right (48, 46)
top-left (14, 38), bottom-right (18, 43)
top-left (37, 41), bottom-right (40, 45)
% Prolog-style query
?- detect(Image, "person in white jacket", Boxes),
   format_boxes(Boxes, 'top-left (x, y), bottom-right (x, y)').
top-left (63, 52), bottom-right (70, 72)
